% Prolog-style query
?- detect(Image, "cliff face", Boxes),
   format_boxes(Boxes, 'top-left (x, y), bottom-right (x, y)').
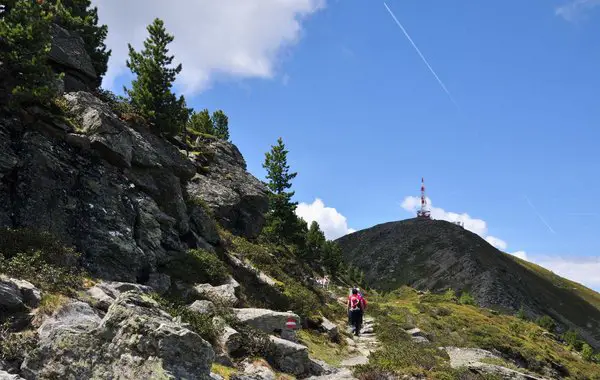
top-left (0, 91), bottom-right (268, 283)
top-left (337, 218), bottom-right (600, 349)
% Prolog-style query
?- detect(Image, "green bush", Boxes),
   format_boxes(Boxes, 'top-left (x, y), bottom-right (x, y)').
top-left (443, 288), bottom-right (457, 303)
top-left (516, 305), bottom-right (527, 320)
top-left (0, 228), bottom-right (84, 294)
top-left (160, 249), bottom-right (229, 285)
top-left (563, 330), bottom-right (583, 351)
top-left (459, 291), bottom-right (476, 306)
top-left (535, 315), bottom-right (556, 332)
top-left (582, 344), bottom-right (594, 362)
top-left (0, 323), bottom-right (37, 367)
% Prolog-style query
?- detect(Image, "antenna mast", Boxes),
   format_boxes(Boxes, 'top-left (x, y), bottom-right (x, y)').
top-left (417, 177), bottom-right (431, 219)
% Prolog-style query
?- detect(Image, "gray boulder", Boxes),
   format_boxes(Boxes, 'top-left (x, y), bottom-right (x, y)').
top-left (48, 23), bottom-right (97, 91)
top-left (145, 273), bottom-right (172, 295)
top-left (0, 370), bottom-right (25, 380)
top-left (233, 308), bottom-right (300, 339)
top-left (267, 336), bottom-right (321, 377)
top-left (231, 359), bottom-right (276, 380)
top-left (0, 277), bottom-right (41, 312)
top-left (213, 317), bottom-right (242, 355)
top-left (319, 317), bottom-right (339, 341)
top-left (188, 300), bottom-right (216, 315)
top-left (194, 283), bottom-right (239, 307)
top-left (85, 281), bottom-right (153, 311)
top-left (22, 291), bottom-right (214, 380)
top-left (187, 140), bottom-right (269, 238)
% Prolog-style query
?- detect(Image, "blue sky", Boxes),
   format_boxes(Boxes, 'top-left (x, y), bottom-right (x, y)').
top-left (95, 0), bottom-right (600, 290)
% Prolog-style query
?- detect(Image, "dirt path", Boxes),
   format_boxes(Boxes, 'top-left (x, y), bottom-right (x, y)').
top-left (340, 316), bottom-right (378, 368)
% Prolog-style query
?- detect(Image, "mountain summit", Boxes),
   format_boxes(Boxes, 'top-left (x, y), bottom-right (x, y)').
top-left (336, 217), bottom-right (600, 349)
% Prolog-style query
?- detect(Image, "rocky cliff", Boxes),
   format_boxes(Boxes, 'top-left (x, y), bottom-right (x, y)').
top-left (336, 218), bottom-right (600, 350)
top-left (0, 90), bottom-right (268, 283)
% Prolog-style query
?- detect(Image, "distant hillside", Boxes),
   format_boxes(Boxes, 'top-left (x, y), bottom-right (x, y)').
top-left (336, 218), bottom-right (600, 349)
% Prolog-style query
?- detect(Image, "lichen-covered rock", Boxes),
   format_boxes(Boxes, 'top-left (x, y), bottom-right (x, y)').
top-left (231, 359), bottom-right (276, 380)
top-left (319, 317), bottom-right (339, 342)
top-left (0, 276), bottom-right (41, 313)
top-left (266, 336), bottom-right (321, 377)
top-left (233, 308), bottom-right (300, 339)
top-left (21, 291), bottom-right (214, 380)
top-left (213, 316), bottom-right (242, 355)
top-left (187, 140), bottom-right (268, 239)
top-left (188, 300), bottom-right (216, 315)
top-left (0, 370), bottom-right (25, 380)
top-left (194, 283), bottom-right (239, 307)
top-left (85, 281), bottom-right (153, 311)
top-left (146, 273), bottom-right (172, 295)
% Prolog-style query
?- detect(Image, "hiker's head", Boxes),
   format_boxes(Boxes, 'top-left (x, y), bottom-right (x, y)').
top-left (352, 288), bottom-right (358, 295)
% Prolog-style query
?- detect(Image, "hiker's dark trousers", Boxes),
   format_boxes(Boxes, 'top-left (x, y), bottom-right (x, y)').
top-left (350, 309), bottom-right (363, 335)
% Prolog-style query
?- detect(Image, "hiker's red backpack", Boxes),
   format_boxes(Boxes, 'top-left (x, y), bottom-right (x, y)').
top-left (349, 294), bottom-right (362, 311)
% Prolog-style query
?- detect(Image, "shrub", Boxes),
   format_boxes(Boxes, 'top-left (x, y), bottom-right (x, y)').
top-left (563, 330), bottom-right (583, 351)
top-left (516, 305), bottom-right (527, 320)
top-left (582, 343), bottom-right (594, 362)
top-left (0, 228), bottom-right (84, 294)
top-left (536, 315), bottom-right (556, 332)
top-left (160, 249), bottom-right (229, 285)
top-left (458, 291), bottom-right (476, 306)
top-left (443, 288), bottom-right (457, 302)
top-left (0, 323), bottom-right (37, 367)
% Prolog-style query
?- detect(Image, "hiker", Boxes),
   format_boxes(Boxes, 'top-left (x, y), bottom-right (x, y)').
top-left (348, 288), bottom-right (364, 336)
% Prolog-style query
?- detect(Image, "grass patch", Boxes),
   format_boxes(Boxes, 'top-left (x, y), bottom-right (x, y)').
top-left (298, 329), bottom-right (349, 366)
top-left (211, 363), bottom-right (238, 380)
top-left (0, 228), bottom-right (86, 295)
top-left (362, 287), bottom-right (600, 379)
top-left (38, 293), bottom-right (69, 315)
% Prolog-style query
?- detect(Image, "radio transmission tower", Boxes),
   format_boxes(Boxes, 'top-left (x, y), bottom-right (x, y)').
top-left (417, 177), bottom-right (431, 219)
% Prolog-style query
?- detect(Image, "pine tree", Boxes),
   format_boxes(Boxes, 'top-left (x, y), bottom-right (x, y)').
top-left (48, 0), bottom-right (110, 85)
top-left (0, 0), bottom-right (57, 107)
top-left (212, 110), bottom-right (229, 140)
top-left (262, 137), bottom-right (303, 244)
top-left (125, 18), bottom-right (187, 136)
top-left (188, 109), bottom-right (214, 135)
top-left (323, 241), bottom-right (343, 276)
top-left (305, 221), bottom-right (326, 261)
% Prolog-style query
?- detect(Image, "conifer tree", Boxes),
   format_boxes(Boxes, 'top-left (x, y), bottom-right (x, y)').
top-left (305, 221), bottom-right (326, 261)
top-left (125, 18), bottom-right (187, 136)
top-left (48, 0), bottom-right (110, 84)
top-left (212, 110), bottom-right (229, 140)
top-left (188, 109), bottom-right (214, 135)
top-left (262, 137), bottom-right (304, 245)
top-left (323, 240), bottom-right (343, 276)
top-left (0, 0), bottom-right (57, 106)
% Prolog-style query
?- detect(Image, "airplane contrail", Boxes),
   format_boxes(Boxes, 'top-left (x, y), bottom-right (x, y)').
top-left (383, 2), bottom-right (458, 108)
top-left (524, 195), bottom-right (556, 234)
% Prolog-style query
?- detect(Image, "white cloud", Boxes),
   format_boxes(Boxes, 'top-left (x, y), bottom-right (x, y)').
top-left (92, 0), bottom-right (326, 94)
top-left (401, 196), bottom-right (488, 236)
top-left (510, 251), bottom-right (528, 260)
top-left (296, 198), bottom-right (355, 240)
top-left (486, 236), bottom-right (508, 250)
top-left (556, 0), bottom-right (600, 22)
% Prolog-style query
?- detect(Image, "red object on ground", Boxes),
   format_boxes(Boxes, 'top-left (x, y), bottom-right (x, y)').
top-left (285, 317), bottom-right (297, 329)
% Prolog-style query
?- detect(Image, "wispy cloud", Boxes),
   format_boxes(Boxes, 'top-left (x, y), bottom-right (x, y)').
top-left (383, 2), bottom-right (457, 108)
top-left (556, 0), bottom-right (600, 22)
top-left (524, 195), bottom-right (556, 234)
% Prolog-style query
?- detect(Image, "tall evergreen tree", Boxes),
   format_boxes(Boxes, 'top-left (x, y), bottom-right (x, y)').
top-left (212, 110), bottom-right (229, 140)
top-left (0, 0), bottom-right (57, 106)
top-left (305, 221), bottom-right (326, 261)
top-left (125, 18), bottom-right (187, 136)
top-left (262, 137), bottom-right (304, 244)
top-left (188, 109), bottom-right (214, 135)
top-left (323, 241), bottom-right (343, 276)
top-left (48, 0), bottom-right (110, 85)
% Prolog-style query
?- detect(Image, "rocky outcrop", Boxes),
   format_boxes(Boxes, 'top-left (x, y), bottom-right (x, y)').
top-left (233, 308), bottom-right (300, 340)
top-left (194, 282), bottom-right (239, 307)
top-left (445, 347), bottom-right (547, 380)
top-left (0, 90), bottom-right (262, 282)
top-left (0, 277), bottom-right (41, 313)
top-left (48, 24), bottom-right (97, 92)
top-left (22, 291), bottom-right (214, 380)
top-left (188, 300), bottom-right (216, 315)
top-left (187, 140), bottom-right (269, 239)
top-left (0, 371), bottom-right (25, 380)
top-left (85, 281), bottom-right (153, 311)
